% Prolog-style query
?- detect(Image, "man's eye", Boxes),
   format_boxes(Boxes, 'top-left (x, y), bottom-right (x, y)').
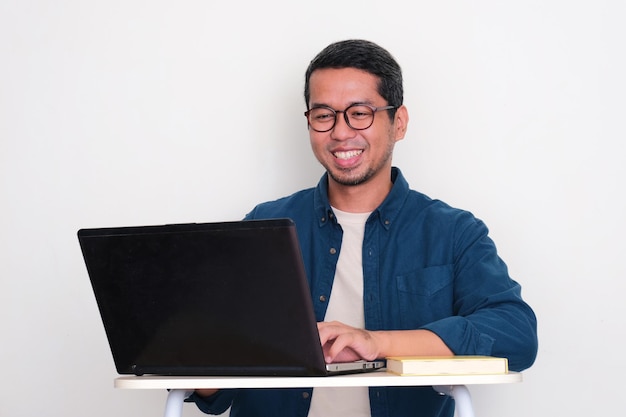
top-left (349, 107), bottom-right (372, 119)
top-left (314, 113), bottom-right (334, 121)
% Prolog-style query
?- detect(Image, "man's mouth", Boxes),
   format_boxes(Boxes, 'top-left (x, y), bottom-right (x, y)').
top-left (333, 150), bottom-right (363, 160)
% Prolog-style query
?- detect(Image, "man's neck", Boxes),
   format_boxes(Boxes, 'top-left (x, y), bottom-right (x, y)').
top-left (327, 171), bottom-right (393, 213)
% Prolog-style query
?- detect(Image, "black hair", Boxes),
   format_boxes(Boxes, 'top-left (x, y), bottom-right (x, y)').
top-left (304, 39), bottom-right (404, 114)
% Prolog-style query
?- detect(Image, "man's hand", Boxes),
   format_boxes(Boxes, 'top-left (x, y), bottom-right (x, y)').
top-left (317, 321), bottom-right (382, 363)
top-left (195, 389), bottom-right (219, 397)
top-left (317, 321), bottom-right (454, 363)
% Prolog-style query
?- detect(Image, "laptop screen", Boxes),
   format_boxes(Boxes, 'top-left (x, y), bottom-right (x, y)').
top-left (79, 219), bottom-right (328, 376)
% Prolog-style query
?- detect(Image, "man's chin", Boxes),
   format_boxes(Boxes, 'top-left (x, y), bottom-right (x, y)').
top-left (328, 168), bottom-right (372, 187)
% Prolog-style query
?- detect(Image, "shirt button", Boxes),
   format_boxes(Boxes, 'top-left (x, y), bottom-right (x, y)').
top-left (384, 219), bottom-right (390, 225)
top-left (302, 391), bottom-right (310, 399)
top-left (329, 247), bottom-right (337, 255)
top-left (319, 295), bottom-right (327, 302)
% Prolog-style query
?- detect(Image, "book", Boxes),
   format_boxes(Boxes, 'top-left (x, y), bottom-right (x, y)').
top-left (385, 356), bottom-right (508, 376)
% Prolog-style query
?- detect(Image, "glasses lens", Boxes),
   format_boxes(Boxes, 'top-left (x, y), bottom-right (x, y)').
top-left (346, 105), bottom-right (375, 130)
top-left (308, 107), bottom-right (336, 132)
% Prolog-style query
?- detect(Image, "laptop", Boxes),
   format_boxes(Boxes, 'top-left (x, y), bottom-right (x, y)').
top-left (78, 218), bottom-right (384, 377)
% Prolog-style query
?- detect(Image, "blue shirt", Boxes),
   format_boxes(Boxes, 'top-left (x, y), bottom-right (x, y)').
top-left (189, 167), bottom-right (538, 417)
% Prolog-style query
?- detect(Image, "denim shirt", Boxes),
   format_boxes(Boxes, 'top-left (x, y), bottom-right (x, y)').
top-left (188, 167), bottom-right (538, 417)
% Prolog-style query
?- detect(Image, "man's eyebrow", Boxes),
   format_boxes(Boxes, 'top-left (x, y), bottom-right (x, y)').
top-left (309, 100), bottom-right (374, 109)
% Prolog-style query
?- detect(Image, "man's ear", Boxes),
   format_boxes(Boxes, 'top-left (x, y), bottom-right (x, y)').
top-left (393, 105), bottom-right (409, 142)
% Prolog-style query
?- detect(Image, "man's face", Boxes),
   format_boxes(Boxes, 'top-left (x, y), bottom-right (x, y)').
top-left (307, 67), bottom-right (406, 188)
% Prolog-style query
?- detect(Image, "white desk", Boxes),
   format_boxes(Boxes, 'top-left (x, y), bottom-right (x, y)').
top-left (115, 370), bottom-right (522, 417)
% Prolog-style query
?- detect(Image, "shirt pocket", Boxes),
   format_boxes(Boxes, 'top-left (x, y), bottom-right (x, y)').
top-left (396, 264), bottom-right (454, 328)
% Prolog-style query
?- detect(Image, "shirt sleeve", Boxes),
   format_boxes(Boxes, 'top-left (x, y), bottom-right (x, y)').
top-left (420, 212), bottom-right (538, 372)
top-left (185, 389), bottom-right (236, 415)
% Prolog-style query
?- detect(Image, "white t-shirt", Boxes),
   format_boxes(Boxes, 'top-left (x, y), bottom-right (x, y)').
top-left (307, 207), bottom-right (372, 417)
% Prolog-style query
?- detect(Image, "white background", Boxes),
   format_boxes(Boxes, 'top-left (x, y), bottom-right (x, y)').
top-left (1, 1), bottom-right (624, 416)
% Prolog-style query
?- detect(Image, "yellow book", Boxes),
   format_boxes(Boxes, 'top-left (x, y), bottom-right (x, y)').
top-left (385, 356), bottom-right (508, 376)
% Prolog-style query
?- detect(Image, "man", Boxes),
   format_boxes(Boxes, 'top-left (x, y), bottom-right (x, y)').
top-left (188, 39), bottom-right (538, 417)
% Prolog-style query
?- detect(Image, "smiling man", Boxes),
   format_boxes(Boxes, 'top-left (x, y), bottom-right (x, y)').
top-left (188, 39), bottom-right (538, 417)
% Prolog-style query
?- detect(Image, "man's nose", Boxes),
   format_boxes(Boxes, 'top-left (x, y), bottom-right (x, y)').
top-left (330, 112), bottom-right (356, 140)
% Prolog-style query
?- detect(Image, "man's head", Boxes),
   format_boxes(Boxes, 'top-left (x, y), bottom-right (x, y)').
top-left (303, 40), bottom-right (409, 205)
top-left (304, 39), bottom-right (404, 112)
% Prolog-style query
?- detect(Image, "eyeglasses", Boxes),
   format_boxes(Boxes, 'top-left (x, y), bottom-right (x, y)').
top-left (304, 104), bottom-right (397, 133)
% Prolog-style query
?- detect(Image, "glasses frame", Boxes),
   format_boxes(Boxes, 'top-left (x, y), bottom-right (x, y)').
top-left (304, 104), bottom-right (397, 133)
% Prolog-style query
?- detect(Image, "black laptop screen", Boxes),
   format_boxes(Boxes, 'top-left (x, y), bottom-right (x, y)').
top-left (78, 219), bottom-right (327, 376)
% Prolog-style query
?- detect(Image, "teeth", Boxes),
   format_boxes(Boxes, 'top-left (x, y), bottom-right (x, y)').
top-left (334, 150), bottom-right (362, 160)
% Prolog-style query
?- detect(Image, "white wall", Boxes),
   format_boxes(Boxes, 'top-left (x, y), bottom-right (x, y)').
top-left (1, 1), bottom-right (624, 416)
